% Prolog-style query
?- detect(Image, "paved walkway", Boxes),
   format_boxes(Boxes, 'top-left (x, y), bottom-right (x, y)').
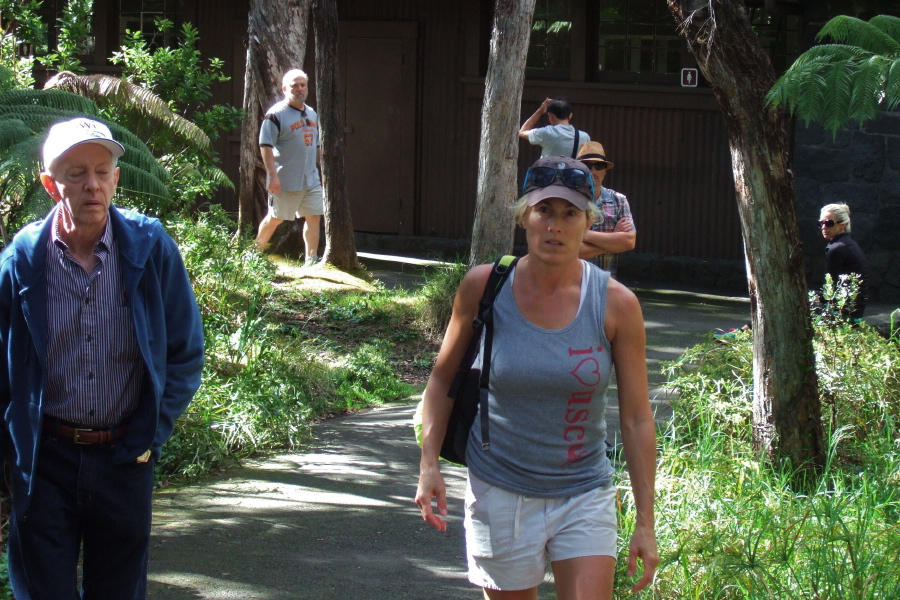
top-left (147, 257), bottom-right (897, 599)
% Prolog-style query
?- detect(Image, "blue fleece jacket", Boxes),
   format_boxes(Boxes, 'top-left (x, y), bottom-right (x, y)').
top-left (0, 205), bottom-right (204, 515)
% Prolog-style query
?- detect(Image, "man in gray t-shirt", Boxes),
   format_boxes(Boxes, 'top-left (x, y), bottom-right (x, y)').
top-left (255, 68), bottom-right (324, 265)
top-left (518, 97), bottom-right (591, 158)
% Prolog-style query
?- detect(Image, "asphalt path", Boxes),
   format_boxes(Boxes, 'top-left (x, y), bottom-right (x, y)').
top-left (147, 286), bottom-right (755, 599)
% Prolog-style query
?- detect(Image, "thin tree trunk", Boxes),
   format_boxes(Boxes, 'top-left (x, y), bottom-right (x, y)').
top-left (669, 0), bottom-right (824, 475)
top-left (237, 0), bottom-right (311, 232)
top-left (469, 0), bottom-right (537, 266)
top-left (313, 0), bottom-right (361, 273)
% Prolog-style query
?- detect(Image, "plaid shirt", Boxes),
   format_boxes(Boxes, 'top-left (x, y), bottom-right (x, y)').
top-left (590, 186), bottom-right (634, 276)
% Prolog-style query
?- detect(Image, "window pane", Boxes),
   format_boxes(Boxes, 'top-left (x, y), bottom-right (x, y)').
top-left (599, 40), bottom-right (626, 72)
top-left (596, 0), bottom-right (684, 75)
top-left (528, 0), bottom-right (572, 73)
top-left (628, 0), bottom-right (654, 24)
top-left (600, 0), bottom-right (625, 21)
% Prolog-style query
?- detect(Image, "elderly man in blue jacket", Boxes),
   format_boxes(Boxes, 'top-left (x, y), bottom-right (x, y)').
top-left (0, 117), bottom-right (204, 599)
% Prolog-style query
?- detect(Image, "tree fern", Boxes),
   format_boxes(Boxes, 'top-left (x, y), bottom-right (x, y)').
top-left (817, 15), bottom-right (900, 56)
top-left (43, 71), bottom-right (212, 152)
top-left (0, 89), bottom-right (172, 244)
top-left (768, 15), bottom-right (900, 134)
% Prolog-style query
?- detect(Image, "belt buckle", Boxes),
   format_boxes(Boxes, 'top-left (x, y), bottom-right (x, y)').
top-left (72, 428), bottom-right (94, 444)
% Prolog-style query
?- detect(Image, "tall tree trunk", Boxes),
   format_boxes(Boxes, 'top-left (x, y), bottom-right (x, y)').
top-left (237, 0), bottom-right (311, 232)
top-left (313, 0), bottom-right (361, 273)
top-left (668, 0), bottom-right (824, 475)
top-left (468, 0), bottom-right (537, 266)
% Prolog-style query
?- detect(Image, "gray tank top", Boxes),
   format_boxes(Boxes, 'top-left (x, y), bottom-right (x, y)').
top-left (466, 260), bottom-right (614, 497)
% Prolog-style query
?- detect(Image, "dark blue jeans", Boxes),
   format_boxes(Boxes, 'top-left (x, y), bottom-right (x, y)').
top-left (8, 434), bottom-right (155, 600)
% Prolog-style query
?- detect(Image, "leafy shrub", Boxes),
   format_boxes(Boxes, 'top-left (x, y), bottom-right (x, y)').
top-left (159, 207), bottom-right (417, 480)
top-left (418, 260), bottom-right (468, 337)
top-left (646, 285), bottom-right (900, 598)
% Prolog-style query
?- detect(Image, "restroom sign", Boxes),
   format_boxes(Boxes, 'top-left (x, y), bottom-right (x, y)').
top-left (681, 68), bottom-right (698, 87)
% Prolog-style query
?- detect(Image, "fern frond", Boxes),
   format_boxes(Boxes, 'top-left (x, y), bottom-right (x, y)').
top-left (116, 162), bottom-right (174, 217)
top-left (817, 15), bottom-right (900, 56)
top-left (789, 44), bottom-right (873, 66)
top-left (0, 89), bottom-right (100, 114)
top-left (868, 15), bottom-right (900, 45)
top-left (0, 119), bottom-right (34, 154)
top-left (202, 165), bottom-right (235, 190)
top-left (767, 58), bottom-right (831, 116)
top-left (44, 71), bottom-right (212, 153)
top-left (822, 60), bottom-right (857, 132)
top-left (847, 55), bottom-right (889, 122)
top-left (885, 58), bottom-right (900, 110)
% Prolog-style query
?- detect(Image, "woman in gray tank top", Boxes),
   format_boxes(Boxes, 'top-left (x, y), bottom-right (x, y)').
top-left (415, 156), bottom-right (658, 599)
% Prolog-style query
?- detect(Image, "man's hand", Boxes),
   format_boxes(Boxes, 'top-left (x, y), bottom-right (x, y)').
top-left (267, 173), bottom-right (281, 195)
top-left (613, 219), bottom-right (634, 233)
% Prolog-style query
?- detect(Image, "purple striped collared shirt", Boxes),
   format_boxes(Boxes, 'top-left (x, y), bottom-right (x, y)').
top-left (44, 213), bottom-right (145, 427)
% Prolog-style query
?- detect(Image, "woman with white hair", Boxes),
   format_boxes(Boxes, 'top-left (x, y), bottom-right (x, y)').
top-left (819, 203), bottom-right (869, 320)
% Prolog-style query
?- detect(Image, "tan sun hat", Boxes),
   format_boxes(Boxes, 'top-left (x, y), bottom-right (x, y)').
top-left (576, 141), bottom-right (615, 170)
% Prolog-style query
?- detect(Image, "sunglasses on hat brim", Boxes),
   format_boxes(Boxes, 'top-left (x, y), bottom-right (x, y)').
top-left (523, 166), bottom-right (593, 195)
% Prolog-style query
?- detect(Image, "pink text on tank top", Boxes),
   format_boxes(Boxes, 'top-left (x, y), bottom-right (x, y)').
top-left (563, 345), bottom-right (605, 464)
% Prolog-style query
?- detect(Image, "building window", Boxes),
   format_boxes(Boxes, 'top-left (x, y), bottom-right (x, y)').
top-left (596, 0), bottom-right (681, 75)
top-left (750, 7), bottom-right (802, 75)
top-left (527, 0), bottom-right (573, 78)
top-left (119, 0), bottom-right (183, 47)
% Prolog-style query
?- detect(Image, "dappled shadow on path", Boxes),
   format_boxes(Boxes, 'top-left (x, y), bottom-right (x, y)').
top-left (148, 289), bottom-right (751, 599)
top-left (149, 406), bottom-right (483, 599)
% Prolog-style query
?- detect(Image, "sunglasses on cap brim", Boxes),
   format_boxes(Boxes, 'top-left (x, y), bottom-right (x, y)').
top-left (523, 166), bottom-right (594, 196)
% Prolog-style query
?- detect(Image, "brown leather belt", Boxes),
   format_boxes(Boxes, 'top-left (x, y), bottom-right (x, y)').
top-left (42, 419), bottom-right (127, 445)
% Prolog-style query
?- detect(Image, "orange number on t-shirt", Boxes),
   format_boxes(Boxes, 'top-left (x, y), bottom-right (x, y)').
top-left (304, 132), bottom-right (314, 146)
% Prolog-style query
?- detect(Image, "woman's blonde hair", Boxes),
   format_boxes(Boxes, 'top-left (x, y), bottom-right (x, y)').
top-left (821, 203), bottom-right (851, 232)
top-left (510, 195), bottom-right (600, 227)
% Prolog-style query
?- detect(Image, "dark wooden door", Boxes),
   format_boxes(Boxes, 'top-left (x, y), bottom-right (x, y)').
top-left (340, 22), bottom-right (416, 235)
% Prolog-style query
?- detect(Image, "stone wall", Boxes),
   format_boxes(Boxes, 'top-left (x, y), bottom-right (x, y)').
top-left (793, 113), bottom-right (900, 303)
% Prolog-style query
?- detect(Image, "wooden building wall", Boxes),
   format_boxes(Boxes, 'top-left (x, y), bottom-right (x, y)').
top-left (184, 0), bottom-right (743, 262)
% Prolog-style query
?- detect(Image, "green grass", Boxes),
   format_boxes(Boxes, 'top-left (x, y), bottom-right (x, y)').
top-left (159, 207), bottom-right (428, 482)
top-left (625, 302), bottom-right (900, 598)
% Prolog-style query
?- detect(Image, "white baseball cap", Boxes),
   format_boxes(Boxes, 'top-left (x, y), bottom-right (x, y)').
top-left (42, 118), bottom-right (125, 171)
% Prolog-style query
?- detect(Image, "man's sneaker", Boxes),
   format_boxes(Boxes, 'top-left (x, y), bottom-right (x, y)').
top-left (304, 256), bottom-right (320, 267)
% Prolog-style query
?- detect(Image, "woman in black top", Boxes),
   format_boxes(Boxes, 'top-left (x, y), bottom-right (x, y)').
top-left (819, 203), bottom-right (868, 320)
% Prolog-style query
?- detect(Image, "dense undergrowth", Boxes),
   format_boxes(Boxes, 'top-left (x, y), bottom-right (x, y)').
top-left (158, 206), bottom-right (423, 481)
top-left (620, 299), bottom-right (900, 598)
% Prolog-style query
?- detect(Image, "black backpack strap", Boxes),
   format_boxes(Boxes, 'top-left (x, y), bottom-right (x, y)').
top-left (477, 255), bottom-right (518, 451)
top-left (571, 129), bottom-right (580, 159)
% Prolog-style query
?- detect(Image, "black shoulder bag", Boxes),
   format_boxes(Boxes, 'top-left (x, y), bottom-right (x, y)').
top-left (440, 255), bottom-right (519, 466)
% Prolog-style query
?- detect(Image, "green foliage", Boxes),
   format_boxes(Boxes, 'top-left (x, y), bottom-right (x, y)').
top-left (646, 288), bottom-right (900, 597)
top-left (106, 18), bottom-right (241, 212)
top-left (768, 15), bottom-right (900, 132)
top-left (159, 207), bottom-right (416, 480)
top-left (45, 71), bottom-right (213, 154)
top-left (38, 0), bottom-right (92, 73)
top-left (418, 259), bottom-right (468, 337)
top-left (110, 19), bottom-right (242, 141)
top-left (0, 89), bottom-right (171, 244)
top-left (0, 1), bottom-right (44, 91)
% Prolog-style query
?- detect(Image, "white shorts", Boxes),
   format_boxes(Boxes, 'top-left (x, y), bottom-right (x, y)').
top-left (268, 185), bottom-right (324, 220)
top-left (464, 472), bottom-right (618, 591)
